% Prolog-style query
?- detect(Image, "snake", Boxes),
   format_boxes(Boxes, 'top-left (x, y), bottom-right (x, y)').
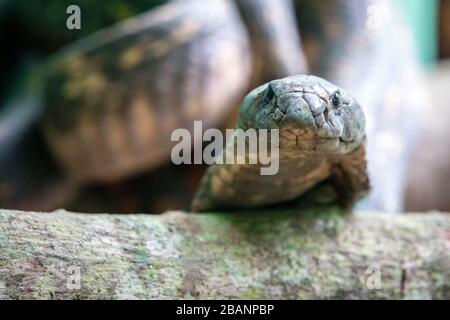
top-left (0, 0), bottom-right (426, 213)
top-left (192, 75), bottom-right (368, 211)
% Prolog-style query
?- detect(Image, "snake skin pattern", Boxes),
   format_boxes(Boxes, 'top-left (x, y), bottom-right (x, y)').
top-left (296, 0), bottom-right (427, 212)
top-left (192, 75), bottom-right (369, 211)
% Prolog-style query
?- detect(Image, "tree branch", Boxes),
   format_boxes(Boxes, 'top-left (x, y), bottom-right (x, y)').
top-left (0, 208), bottom-right (449, 299)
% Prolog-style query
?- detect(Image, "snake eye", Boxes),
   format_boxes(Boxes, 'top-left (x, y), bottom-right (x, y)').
top-left (331, 92), bottom-right (341, 107)
top-left (264, 85), bottom-right (275, 104)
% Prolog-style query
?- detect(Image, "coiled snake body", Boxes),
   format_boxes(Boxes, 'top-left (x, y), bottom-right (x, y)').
top-left (0, 0), bottom-right (426, 213)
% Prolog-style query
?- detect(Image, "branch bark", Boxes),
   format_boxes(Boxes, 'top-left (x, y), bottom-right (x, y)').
top-left (0, 208), bottom-right (449, 299)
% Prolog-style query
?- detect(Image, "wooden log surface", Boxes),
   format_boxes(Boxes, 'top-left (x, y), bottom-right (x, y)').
top-left (0, 208), bottom-right (449, 299)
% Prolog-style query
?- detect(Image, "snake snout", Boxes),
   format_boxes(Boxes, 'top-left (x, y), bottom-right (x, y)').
top-left (270, 86), bottom-right (347, 145)
top-left (249, 75), bottom-right (366, 154)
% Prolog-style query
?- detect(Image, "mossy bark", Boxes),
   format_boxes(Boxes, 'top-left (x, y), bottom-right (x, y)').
top-left (0, 208), bottom-right (449, 299)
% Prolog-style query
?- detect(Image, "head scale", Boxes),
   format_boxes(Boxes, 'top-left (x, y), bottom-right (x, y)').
top-left (238, 75), bottom-right (365, 153)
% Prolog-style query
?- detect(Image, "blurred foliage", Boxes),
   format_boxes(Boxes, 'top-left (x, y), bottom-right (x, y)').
top-left (0, 0), bottom-right (12, 18)
top-left (14, 0), bottom-right (167, 50)
top-left (400, 0), bottom-right (438, 66)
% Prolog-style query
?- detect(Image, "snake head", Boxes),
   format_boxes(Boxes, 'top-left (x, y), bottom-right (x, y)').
top-left (238, 75), bottom-right (366, 153)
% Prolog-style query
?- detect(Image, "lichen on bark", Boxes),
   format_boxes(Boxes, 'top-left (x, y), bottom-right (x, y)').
top-left (0, 208), bottom-right (449, 299)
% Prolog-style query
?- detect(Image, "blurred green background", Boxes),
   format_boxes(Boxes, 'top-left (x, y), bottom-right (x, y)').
top-left (400, 0), bottom-right (438, 66)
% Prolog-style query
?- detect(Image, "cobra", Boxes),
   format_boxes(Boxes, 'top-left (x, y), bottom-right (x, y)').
top-left (0, 0), bottom-right (425, 213)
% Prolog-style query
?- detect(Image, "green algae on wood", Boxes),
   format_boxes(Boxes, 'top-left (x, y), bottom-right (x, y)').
top-left (0, 209), bottom-right (449, 299)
